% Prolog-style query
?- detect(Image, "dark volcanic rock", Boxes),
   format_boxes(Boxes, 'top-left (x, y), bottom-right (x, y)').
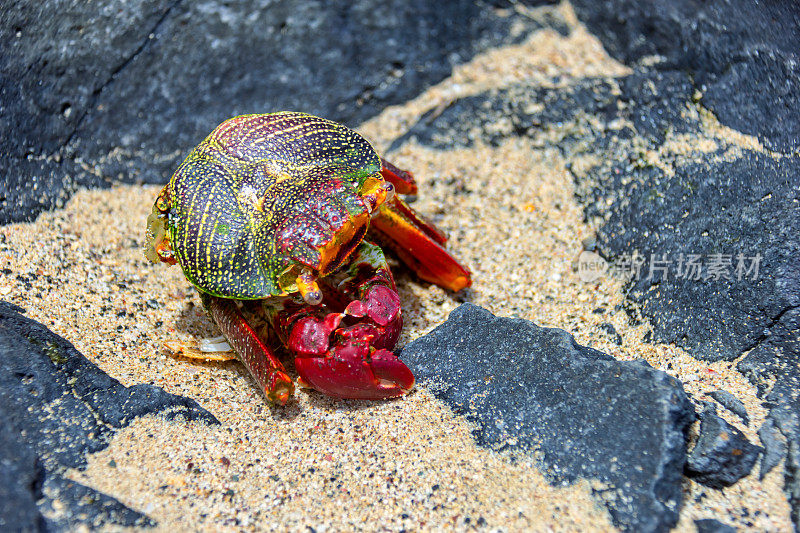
top-left (738, 307), bottom-right (800, 525)
top-left (390, 51), bottom-right (800, 520)
top-left (757, 418), bottom-right (787, 481)
top-left (708, 390), bottom-right (749, 427)
top-left (685, 403), bottom-right (761, 489)
top-left (393, 73), bottom-right (800, 366)
top-left (571, 0), bottom-right (800, 152)
top-left (1, 0), bottom-right (175, 159)
top-left (0, 301), bottom-right (218, 530)
top-left (1, 0), bottom-right (546, 224)
top-left (0, 426), bottom-right (42, 531)
top-left (694, 518), bottom-right (737, 533)
top-left (555, 18), bottom-right (800, 511)
top-left (590, 151), bottom-right (800, 365)
top-left (37, 475), bottom-right (157, 532)
top-left (0, 155), bottom-right (84, 226)
top-left (401, 304), bottom-right (694, 533)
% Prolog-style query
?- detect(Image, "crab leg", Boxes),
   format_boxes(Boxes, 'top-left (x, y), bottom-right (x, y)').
top-left (380, 158), bottom-right (417, 194)
top-left (370, 195), bottom-right (471, 292)
top-left (374, 160), bottom-right (472, 292)
top-left (201, 294), bottom-right (295, 404)
top-left (264, 242), bottom-right (414, 400)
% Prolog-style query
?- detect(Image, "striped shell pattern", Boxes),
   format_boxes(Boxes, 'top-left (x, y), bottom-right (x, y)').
top-left (157, 112), bottom-right (385, 299)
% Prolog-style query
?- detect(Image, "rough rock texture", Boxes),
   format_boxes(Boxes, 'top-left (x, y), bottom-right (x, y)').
top-left (391, 72), bottom-right (799, 364)
top-left (391, 48), bottom-right (799, 523)
top-left (1, 0), bottom-right (543, 224)
top-left (738, 307), bottom-right (800, 523)
top-left (570, 0), bottom-right (800, 152)
top-left (685, 403), bottom-right (761, 489)
top-left (758, 418), bottom-right (787, 481)
top-left (0, 301), bottom-right (217, 530)
top-left (694, 518), bottom-right (737, 533)
top-left (563, 4), bottom-right (800, 521)
top-left (401, 304), bottom-right (694, 532)
top-left (708, 390), bottom-right (749, 427)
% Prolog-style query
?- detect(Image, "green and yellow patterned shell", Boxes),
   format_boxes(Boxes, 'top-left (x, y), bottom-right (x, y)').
top-left (147, 112), bottom-right (386, 299)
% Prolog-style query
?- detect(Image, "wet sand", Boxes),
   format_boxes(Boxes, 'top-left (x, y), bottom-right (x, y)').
top-left (0, 3), bottom-right (791, 531)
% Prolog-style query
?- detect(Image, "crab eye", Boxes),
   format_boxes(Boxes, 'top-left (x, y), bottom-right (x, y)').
top-left (303, 290), bottom-right (323, 306)
top-left (382, 181), bottom-right (395, 201)
top-left (297, 268), bottom-right (323, 306)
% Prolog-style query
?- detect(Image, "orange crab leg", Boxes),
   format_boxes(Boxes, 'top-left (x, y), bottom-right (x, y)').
top-left (380, 158), bottom-right (417, 194)
top-left (202, 294), bottom-right (295, 404)
top-left (375, 159), bottom-right (471, 291)
top-left (379, 159), bottom-right (447, 245)
top-left (370, 194), bottom-right (471, 292)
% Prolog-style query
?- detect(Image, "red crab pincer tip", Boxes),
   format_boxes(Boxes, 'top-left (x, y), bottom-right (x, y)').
top-left (294, 344), bottom-right (414, 400)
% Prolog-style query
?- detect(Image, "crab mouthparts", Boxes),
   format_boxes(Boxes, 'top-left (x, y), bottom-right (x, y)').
top-left (316, 212), bottom-right (369, 276)
top-left (286, 210), bottom-right (369, 305)
top-left (310, 175), bottom-right (393, 276)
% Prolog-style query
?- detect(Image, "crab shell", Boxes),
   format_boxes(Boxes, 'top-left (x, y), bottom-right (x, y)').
top-left (145, 112), bottom-right (395, 299)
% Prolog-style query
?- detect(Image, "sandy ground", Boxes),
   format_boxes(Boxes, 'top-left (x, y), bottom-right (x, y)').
top-left (0, 2), bottom-right (792, 531)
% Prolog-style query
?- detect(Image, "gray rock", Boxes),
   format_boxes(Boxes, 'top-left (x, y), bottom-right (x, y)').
top-left (548, 12), bottom-right (800, 517)
top-left (0, 301), bottom-right (218, 530)
top-left (738, 307), bottom-right (800, 526)
top-left (392, 72), bottom-right (799, 367)
top-left (1, 0), bottom-right (175, 159)
top-left (571, 0), bottom-right (800, 152)
top-left (757, 418), bottom-right (786, 480)
top-left (591, 150), bottom-right (799, 365)
top-left (709, 390), bottom-right (749, 426)
top-left (1, 0), bottom-right (547, 224)
top-left (390, 50), bottom-right (800, 522)
top-left (36, 475), bottom-right (156, 532)
top-left (401, 303), bottom-right (694, 533)
top-left (685, 403), bottom-right (761, 489)
top-left (694, 518), bottom-right (737, 533)
top-left (0, 426), bottom-right (42, 531)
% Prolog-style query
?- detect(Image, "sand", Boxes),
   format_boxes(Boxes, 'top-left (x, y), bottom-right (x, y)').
top-left (0, 2), bottom-right (792, 531)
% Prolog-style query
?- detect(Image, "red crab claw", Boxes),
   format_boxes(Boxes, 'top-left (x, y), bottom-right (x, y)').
top-left (293, 340), bottom-right (415, 400)
top-left (371, 159), bottom-right (472, 292)
top-left (268, 244), bottom-right (414, 399)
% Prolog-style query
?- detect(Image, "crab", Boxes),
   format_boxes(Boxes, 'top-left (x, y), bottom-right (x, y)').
top-left (145, 112), bottom-right (471, 404)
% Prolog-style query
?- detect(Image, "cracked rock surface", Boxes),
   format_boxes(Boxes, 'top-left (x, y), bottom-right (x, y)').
top-left (1, 0), bottom-right (541, 224)
top-left (0, 301), bottom-right (217, 530)
top-left (391, 26), bottom-right (799, 520)
top-left (685, 402), bottom-right (762, 489)
top-left (2, 0), bottom-right (798, 529)
top-left (401, 304), bottom-right (694, 533)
